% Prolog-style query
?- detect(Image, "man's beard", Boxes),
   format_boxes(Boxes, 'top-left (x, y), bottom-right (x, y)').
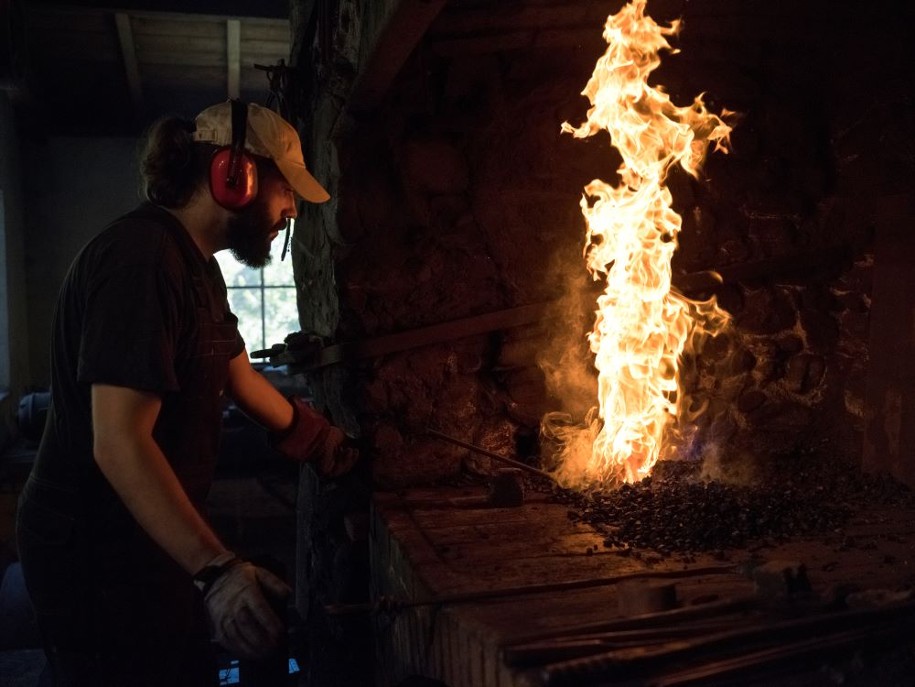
top-left (225, 200), bottom-right (283, 268)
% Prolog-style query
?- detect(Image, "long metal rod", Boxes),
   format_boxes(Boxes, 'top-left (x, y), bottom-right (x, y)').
top-left (324, 566), bottom-right (743, 617)
top-left (256, 302), bottom-right (548, 364)
top-left (540, 601), bottom-right (915, 686)
top-left (426, 427), bottom-right (558, 483)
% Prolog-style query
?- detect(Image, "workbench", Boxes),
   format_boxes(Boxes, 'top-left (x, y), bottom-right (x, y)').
top-left (368, 483), bottom-right (915, 686)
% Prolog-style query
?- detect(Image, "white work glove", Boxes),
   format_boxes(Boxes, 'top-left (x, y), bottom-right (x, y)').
top-left (196, 554), bottom-right (291, 659)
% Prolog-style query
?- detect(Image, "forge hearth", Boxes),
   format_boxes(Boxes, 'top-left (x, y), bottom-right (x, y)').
top-left (368, 469), bottom-right (915, 687)
top-left (287, 0), bottom-right (906, 493)
top-left (281, 2), bottom-right (915, 685)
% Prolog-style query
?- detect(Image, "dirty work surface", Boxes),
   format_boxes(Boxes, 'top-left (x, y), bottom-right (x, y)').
top-left (371, 481), bottom-right (915, 687)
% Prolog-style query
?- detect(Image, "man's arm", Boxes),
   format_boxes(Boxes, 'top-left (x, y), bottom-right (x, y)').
top-left (225, 351), bottom-right (358, 477)
top-left (225, 350), bottom-right (293, 432)
top-left (91, 383), bottom-right (229, 575)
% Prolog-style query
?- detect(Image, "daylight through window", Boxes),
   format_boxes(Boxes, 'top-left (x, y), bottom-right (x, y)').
top-left (215, 231), bottom-right (299, 358)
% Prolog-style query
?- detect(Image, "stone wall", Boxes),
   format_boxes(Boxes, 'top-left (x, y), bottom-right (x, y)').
top-left (285, 2), bottom-right (915, 684)
top-left (318, 0), bottom-right (913, 488)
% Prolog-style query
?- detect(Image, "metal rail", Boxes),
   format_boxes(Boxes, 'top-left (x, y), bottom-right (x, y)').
top-left (426, 427), bottom-right (558, 484)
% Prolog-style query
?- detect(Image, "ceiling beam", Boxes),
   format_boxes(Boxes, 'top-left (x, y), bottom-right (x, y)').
top-left (347, 0), bottom-right (448, 113)
top-left (226, 18), bottom-right (241, 99)
top-left (114, 12), bottom-right (144, 115)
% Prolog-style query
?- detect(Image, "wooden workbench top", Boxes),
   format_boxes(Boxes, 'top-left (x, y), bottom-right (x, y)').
top-left (370, 484), bottom-right (915, 686)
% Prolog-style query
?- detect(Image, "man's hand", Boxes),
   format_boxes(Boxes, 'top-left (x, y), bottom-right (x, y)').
top-left (200, 557), bottom-right (291, 660)
top-left (316, 427), bottom-right (359, 478)
top-left (271, 396), bottom-right (359, 478)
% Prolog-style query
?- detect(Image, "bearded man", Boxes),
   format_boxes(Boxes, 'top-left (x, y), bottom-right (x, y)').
top-left (16, 101), bottom-right (357, 686)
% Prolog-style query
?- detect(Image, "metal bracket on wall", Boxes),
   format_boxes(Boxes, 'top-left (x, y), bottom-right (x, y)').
top-left (256, 301), bottom-right (550, 371)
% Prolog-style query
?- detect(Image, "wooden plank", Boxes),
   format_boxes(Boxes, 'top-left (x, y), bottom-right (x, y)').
top-left (130, 15), bottom-right (225, 39)
top-left (133, 34), bottom-right (226, 55)
top-left (136, 50), bottom-right (226, 68)
top-left (238, 23), bottom-right (290, 42)
top-left (131, 15), bottom-right (288, 39)
top-left (239, 39), bottom-right (289, 59)
top-left (142, 64), bottom-right (225, 87)
top-left (114, 13), bottom-right (144, 113)
top-left (137, 51), bottom-right (284, 73)
top-left (227, 19), bottom-right (241, 99)
top-left (376, 487), bottom-right (721, 598)
top-left (372, 483), bottom-right (915, 685)
top-left (26, 6), bottom-right (287, 48)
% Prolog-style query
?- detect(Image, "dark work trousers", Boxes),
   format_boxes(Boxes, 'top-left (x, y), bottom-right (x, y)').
top-left (16, 474), bottom-right (218, 687)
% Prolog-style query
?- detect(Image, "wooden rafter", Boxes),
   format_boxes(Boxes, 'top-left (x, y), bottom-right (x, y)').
top-left (347, 0), bottom-right (448, 113)
top-left (114, 12), bottom-right (143, 114)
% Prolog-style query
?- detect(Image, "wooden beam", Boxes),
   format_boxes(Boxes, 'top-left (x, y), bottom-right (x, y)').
top-left (226, 19), bottom-right (241, 99)
top-left (347, 0), bottom-right (448, 113)
top-left (113, 12), bottom-right (143, 114)
top-left (30, 6), bottom-right (287, 27)
top-left (260, 302), bottom-right (549, 368)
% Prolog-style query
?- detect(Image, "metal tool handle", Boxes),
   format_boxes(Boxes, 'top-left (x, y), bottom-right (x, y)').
top-left (426, 428), bottom-right (558, 484)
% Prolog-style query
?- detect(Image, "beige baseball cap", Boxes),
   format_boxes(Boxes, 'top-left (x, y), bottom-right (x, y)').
top-left (193, 101), bottom-right (330, 203)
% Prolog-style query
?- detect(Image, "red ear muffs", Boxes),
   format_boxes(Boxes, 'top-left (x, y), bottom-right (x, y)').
top-left (210, 148), bottom-right (257, 209)
top-left (209, 99), bottom-right (258, 210)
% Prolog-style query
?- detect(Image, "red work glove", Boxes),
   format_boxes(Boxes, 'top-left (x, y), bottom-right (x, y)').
top-left (270, 396), bottom-right (359, 478)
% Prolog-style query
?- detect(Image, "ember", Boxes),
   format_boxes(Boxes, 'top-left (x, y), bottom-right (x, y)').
top-left (549, 457), bottom-right (914, 557)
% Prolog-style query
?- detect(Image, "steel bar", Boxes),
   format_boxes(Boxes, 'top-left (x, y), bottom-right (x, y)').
top-left (507, 592), bottom-right (757, 645)
top-left (540, 601), bottom-right (915, 686)
top-left (650, 623), bottom-right (913, 687)
top-left (505, 617), bottom-right (768, 667)
top-left (324, 567), bottom-right (743, 617)
top-left (256, 301), bottom-right (549, 365)
top-left (426, 427), bottom-right (558, 483)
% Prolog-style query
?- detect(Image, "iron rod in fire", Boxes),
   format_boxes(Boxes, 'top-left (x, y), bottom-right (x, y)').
top-left (426, 428), bottom-right (559, 484)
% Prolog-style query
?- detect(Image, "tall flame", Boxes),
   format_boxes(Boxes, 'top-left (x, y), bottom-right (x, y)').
top-left (549, 0), bottom-right (733, 487)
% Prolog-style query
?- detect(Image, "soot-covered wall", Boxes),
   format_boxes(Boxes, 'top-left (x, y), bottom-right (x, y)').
top-left (295, 0), bottom-right (915, 488)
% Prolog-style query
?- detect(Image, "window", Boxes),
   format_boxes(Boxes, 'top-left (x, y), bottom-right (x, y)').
top-left (215, 230), bottom-right (299, 358)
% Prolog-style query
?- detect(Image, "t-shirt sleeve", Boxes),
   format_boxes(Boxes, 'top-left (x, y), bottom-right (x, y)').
top-left (77, 250), bottom-right (181, 393)
top-left (229, 314), bottom-right (246, 359)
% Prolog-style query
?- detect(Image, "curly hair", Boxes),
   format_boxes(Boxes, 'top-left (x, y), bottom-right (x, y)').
top-left (139, 117), bottom-right (215, 208)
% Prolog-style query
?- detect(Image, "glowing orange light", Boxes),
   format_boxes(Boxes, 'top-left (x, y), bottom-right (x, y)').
top-left (550, 0), bottom-right (732, 487)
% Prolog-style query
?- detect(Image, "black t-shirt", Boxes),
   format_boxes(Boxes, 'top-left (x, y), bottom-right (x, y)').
top-left (34, 203), bottom-right (245, 512)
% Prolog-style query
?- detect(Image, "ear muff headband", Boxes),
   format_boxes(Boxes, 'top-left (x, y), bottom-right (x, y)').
top-left (209, 99), bottom-right (258, 209)
top-left (226, 98), bottom-right (247, 187)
